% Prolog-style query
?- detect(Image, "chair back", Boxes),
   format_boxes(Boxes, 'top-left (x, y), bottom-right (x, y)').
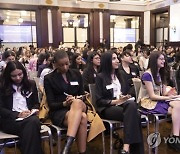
top-left (171, 69), bottom-right (179, 93)
top-left (139, 70), bottom-right (144, 77)
top-left (0, 131), bottom-right (19, 152)
top-left (0, 131), bottom-right (18, 140)
top-left (132, 78), bottom-right (141, 101)
top-left (88, 84), bottom-right (98, 110)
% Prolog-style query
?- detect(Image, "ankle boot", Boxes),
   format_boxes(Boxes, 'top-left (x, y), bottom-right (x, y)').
top-left (61, 136), bottom-right (75, 154)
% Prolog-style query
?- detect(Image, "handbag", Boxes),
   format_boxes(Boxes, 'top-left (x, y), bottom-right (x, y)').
top-left (39, 92), bottom-right (49, 121)
top-left (84, 94), bottom-right (106, 142)
top-left (140, 98), bottom-right (157, 110)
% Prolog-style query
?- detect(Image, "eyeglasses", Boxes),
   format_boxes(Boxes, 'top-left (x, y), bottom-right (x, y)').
top-left (93, 57), bottom-right (100, 60)
top-left (158, 58), bottom-right (165, 61)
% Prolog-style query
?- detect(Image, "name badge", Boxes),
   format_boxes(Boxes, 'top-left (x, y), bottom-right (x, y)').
top-left (106, 84), bottom-right (113, 90)
top-left (70, 81), bottom-right (79, 86)
top-left (131, 72), bottom-right (136, 76)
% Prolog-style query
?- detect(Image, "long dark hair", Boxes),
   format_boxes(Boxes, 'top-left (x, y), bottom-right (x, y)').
top-left (86, 51), bottom-right (100, 71)
top-left (99, 51), bottom-right (120, 81)
top-left (70, 53), bottom-right (83, 70)
top-left (1, 61), bottom-right (31, 96)
top-left (148, 51), bottom-right (166, 85)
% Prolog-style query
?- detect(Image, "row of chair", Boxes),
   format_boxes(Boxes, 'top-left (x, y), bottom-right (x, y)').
top-left (0, 125), bottom-right (53, 154)
top-left (0, 82), bottom-right (170, 154)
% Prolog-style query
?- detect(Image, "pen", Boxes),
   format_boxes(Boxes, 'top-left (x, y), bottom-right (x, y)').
top-left (64, 92), bottom-right (69, 96)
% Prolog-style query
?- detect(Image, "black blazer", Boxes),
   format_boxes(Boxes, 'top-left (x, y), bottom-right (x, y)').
top-left (0, 80), bottom-right (39, 120)
top-left (83, 67), bottom-right (98, 92)
top-left (44, 69), bottom-right (84, 114)
top-left (119, 64), bottom-right (139, 96)
top-left (95, 72), bottom-right (128, 113)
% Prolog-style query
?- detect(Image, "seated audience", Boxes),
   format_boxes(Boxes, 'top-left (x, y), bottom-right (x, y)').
top-left (119, 50), bottom-right (139, 97)
top-left (84, 40), bottom-right (89, 49)
top-left (125, 48), bottom-right (141, 75)
top-left (0, 61), bottom-right (42, 154)
top-left (28, 53), bottom-right (38, 71)
top-left (44, 50), bottom-right (87, 154)
top-left (172, 51), bottom-right (180, 93)
top-left (138, 48), bottom-right (150, 71)
top-left (138, 51), bottom-right (180, 151)
top-left (70, 53), bottom-right (85, 74)
top-left (164, 57), bottom-right (174, 87)
top-left (165, 46), bottom-right (175, 65)
top-left (37, 52), bottom-right (52, 77)
top-left (95, 51), bottom-right (144, 154)
top-left (19, 50), bottom-right (31, 67)
top-left (39, 56), bottom-right (54, 93)
top-left (0, 50), bottom-right (15, 73)
top-left (83, 51), bottom-right (100, 92)
top-left (59, 41), bottom-right (65, 49)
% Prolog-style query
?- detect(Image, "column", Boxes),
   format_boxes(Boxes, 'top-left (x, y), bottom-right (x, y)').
top-left (51, 7), bottom-right (62, 48)
top-left (99, 11), bottom-right (103, 43)
top-left (48, 9), bottom-right (53, 45)
top-left (103, 10), bottom-right (110, 49)
top-left (90, 9), bottom-right (100, 49)
top-left (144, 11), bottom-right (150, 45)
top-left (36, 6), bottom-right (49, 48)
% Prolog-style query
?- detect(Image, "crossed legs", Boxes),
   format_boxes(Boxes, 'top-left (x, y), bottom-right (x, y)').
top-left (63, 99), bottom-right (87, 153)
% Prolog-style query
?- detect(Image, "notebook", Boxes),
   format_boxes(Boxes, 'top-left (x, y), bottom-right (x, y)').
top-left (16, 109), bottom-right (38, 121)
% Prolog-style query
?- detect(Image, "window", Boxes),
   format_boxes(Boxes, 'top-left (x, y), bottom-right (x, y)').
top-left (62, 13), bottom-right (89, 47)
top-left (155, 12), bottom-right (169, 47)
top-left (0, 10), bottom-right (36, 46)
top-left (110, 15), bottom-right (140, 48)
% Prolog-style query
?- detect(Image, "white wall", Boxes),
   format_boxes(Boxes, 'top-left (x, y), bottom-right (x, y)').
top-left (169, 3), bottom-right (180, 42)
